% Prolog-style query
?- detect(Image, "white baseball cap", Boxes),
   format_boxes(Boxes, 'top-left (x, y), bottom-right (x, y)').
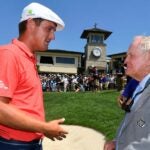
top-left (20, 2), bottom-right (65, 31)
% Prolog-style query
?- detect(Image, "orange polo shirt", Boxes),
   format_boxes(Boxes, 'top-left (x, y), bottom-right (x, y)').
top-left (0, 39), bottom-right (45, 141)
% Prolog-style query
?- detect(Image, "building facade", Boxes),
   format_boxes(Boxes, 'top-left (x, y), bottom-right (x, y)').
top-left (80, 26), bottom-right (112, 73)
top-left (107, 52), bottom-right (126, 74)
top-left (36, 50), bottom-right (83, 74)
top-left (35, 26), bottom-right (126, 75)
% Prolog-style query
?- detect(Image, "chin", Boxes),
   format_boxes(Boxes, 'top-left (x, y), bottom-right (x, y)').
top-left (40, 46), bottom-right (48, 51)
top-left (44, 46), bottom-right (48, 51)
top-left (125, 70), bottom-right (131, 76)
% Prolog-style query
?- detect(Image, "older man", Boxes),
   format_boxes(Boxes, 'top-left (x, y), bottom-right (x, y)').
top-left (104, 36), bottom-right (150, 150)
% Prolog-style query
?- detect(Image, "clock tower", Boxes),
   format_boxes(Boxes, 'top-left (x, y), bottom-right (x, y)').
top-left (80, 25), bottom-right (112, 73)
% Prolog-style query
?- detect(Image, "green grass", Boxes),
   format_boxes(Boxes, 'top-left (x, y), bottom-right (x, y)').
top-left (44, 90), bottom-right (124, 140)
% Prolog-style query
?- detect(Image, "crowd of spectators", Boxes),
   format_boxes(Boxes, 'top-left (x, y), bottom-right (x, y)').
top-left (39, 72), bottom-right (127, 92)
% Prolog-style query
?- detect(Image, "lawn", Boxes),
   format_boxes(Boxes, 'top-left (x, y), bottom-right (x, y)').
top-left (44, 90), bottom-right (124, 140)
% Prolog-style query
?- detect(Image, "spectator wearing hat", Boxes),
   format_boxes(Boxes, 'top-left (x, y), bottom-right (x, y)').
top-left (0, 2), bottom-right (67, 150)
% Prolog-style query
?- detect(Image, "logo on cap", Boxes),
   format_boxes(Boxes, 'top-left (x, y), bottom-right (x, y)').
top-left (27, 9), bottom-right (35, 16)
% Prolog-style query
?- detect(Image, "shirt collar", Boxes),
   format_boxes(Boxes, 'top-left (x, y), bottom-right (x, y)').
top-left (139, 73), bottom-right (150, 90)
top-left (12, 38), bottom-right (35, 59)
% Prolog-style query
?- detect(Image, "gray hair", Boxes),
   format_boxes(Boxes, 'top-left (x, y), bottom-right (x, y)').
top-left (136, 36), bottom-right (150, 52)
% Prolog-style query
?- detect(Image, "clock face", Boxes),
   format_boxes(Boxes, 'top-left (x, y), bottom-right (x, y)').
top-left (92, 47), bottom-right (101, 57)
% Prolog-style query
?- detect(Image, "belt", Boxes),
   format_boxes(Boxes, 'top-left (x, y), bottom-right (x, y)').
top-left (0, 137), bottom-right (42, 145)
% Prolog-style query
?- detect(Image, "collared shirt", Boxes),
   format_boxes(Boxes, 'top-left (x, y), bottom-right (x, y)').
top-left (131, 74), bottom-right (150, 109)
top-left (0, 39), bottom-right (45, 141)
top-left (116, 74), bottom-right (150, 149)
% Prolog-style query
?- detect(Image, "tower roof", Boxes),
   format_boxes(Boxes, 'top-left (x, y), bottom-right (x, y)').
top-left (80, 27), bottom-right (112, 40)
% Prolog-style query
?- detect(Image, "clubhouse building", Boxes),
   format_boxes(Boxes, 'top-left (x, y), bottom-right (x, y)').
top-left (36, 25), bottom-right (126, 75)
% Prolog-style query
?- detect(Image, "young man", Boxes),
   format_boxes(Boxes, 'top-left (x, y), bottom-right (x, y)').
top-left (104, 36), bottom-right (150, 150)
top-left (0, 2), bottom-right (68, 150)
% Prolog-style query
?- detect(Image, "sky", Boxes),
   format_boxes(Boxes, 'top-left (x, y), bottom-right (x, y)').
top-left (0, 0), bottom-right (150, 55)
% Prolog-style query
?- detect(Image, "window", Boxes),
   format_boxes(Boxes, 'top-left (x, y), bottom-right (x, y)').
top-left (40, 56), bottom-right (53, 64)
top-left (56, 57), bottom-right (75, 64)
top-left (91, 35), bottom-right (103, 44)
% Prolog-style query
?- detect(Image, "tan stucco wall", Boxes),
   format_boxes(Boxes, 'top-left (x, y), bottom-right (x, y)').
top-left (39, 66), bottom-right (77, 74)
